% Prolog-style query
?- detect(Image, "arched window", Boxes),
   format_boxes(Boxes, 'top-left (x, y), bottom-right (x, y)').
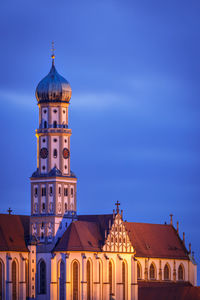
top-left (44, 121), bottom-right (47, 128)
top-left (39, 260), bottom-right (46, 294)
top-left (58, 260), bottom-right (65, 300)
top-left (53, 121), bottom-right (57, 128)
top-left (25, 260), bottom-right (29, 299)
top-left (109, 261), bottom-right (114, 296)
top-left (87, 260), bottom-right (91, 300)
top-left (53, 149), bottom-right (57, 158)
top-left (164, 264), bottom-right (170, 280)
top-left (0, 260), bottom-right (4, 300)
top-left (149, 263), bottom-right (156, 280)
top-left (72, 261), bottom-right (78, 300)
top-left (122, 261), bottom-right (127, 300)
top-left (178, 264), bottom-right (184, 281)
top-left (137, 262), bottom-right (142, 280)
top-left (12, 260), bottom-right (17, 300)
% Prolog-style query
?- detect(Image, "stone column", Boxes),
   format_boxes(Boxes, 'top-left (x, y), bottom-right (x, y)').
top-left (6, 254), bottom-right (12, 300)
top-left (103, 255), bottom-right (110, 300)
top-left (159, 260), bottom-right (162, 281)
top-left (173, 260), bottom-right (176, 282)
top-left (19, 255), bottom-right (26, 300)
top-left (81, 253), bottom-right (87, 300)
top-left (65, 254), bottom-right (70, 300)
top-left (144, 258), bottom-right (148, 281)
top-left (50, 254), bottom-right (57, 300)
top-left (131, 256), bottom-right (138, 300)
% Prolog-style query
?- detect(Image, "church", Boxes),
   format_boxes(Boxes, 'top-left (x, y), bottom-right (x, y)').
top-left (0, 50), bottom-right (199, 300)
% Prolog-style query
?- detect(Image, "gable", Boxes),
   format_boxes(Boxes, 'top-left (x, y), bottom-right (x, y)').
top-left (103, 213), bottom-right (134, 253)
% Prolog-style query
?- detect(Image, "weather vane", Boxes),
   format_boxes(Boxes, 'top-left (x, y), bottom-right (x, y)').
top-left (51, 41), bottom-right (55, 65)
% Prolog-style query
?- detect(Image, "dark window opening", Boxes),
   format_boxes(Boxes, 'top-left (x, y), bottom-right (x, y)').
top-left (39, 261), bottom-right (46, 294)
top-left (71, 188), bottom-right (73, 196)
top-left (44, 121), bottom-right (47, 128)
top-left (41, 187), bottom-right (46, 196)
top-left (42, 203), bottom-right (45, 211)
top-left (64, 188), bottom-right (68, 197)
top-left (53, 149), bottom-right (57, 158)
top-left (53, 121), bottom-right (57, 128)
top-left (49, 186), bottom-right (53, 195)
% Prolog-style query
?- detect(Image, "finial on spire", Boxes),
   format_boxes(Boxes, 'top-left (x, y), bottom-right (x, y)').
top-left (115, 200), bottom-right (120, 214)
top-left (51, 41), bottom-right (55, 65)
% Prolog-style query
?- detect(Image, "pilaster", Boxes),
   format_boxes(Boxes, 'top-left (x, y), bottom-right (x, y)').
top-left (50, 254), bottom-right (57, 300)
top-left (19, 254), bottom-right (26, 300)
top-left (131, 257), bottom-right (138, 300)
top-left (6, 254), bottom-right (12, 300)
top-left (81, 253), bottom-right (87, 300)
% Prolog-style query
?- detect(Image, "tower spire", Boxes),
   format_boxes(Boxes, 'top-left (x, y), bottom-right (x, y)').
top-left (51, 41), bottom-right (55, 66)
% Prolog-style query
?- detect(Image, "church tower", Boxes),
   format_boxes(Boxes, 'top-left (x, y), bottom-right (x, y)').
top-left (30, 48), bottom-right (77, 248)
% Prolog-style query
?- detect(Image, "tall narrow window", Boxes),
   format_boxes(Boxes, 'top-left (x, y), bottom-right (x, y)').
top-left (71, 188), bottom-right (73, 197)
top-left (109, 261), bottom-right (113, 296)
top-left (122, 261), bottom-right (126, 300)
top-left (59, 261), bottom-right (65, 300)
top-left (59, 187), bottom-right (61, 195)
top-left (12, 260), bottom-right (17, 300)
top-left (149, 263), bottom-right (156, 280)
top-left (53, 121), bottom-right (57, 128)
top-left (164, 264), bottom-right (170, 280)
top-left (44, 121), bottom-right (47, 128)
top-left (49, 186), bottom-right (53, 195)
top-left (73, 261), bottom-right (78, 300)
top-left (137, 262), bottom-right (142, 280)
top-left (25, 260), bottom-right (29, 299)
top-left (64, 188), bottom-right (68, 197)
top-left (42, 187), bottom-right (46, 196)
top-left (178, 265), bottom-right (184, 280)
top-left (39, 260), bottom-right (46, 294)
top-left (42, 203), bottom-right (45, 211)
top-left (34, 187), bottom-right (38, 196)
top-left (0, 260), bottom-right (3, 300)
top-left (53, 149), bottom-right (57, 158)
top-left (87, 261), bottom-right (91, 300)
top-left (65, 203), bottom-right (67, 212)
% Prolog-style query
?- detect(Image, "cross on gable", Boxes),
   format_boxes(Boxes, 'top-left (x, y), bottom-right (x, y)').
top-left (7, 207), bottom-right (12, 215)
top-left (115, 200), bottom-right (120, 213)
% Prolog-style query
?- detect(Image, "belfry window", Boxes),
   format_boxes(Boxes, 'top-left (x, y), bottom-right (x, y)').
top-left (49, 186), bottom-right (53, 195)
top-left (41, 187), bottom-right (46, 196)
top-left (65, 203), bottom-right (67, 212)
top-left (34, 187), bottom-right (38, 196)
top-left (71, 188), bottom-right (74, 197)
top-left (59, 187), bottom-right (61, 195)
top-left (64, 188), bottom-right (68, 197)
top-left (53, 121), bottom-right (57, 128)
top-left (42, 203), bottom-right (45, 211)
top-left (44, 121), bottom-right (47, 128)
top-left (53, 149), bottom-right (57, 158)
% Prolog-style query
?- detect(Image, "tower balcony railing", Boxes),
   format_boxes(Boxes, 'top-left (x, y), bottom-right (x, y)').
top-left (36, 127), bottom-right (71, 134)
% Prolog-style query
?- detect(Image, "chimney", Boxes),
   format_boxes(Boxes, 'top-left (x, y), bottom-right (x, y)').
top-left (183, 232), bottom-right (185, 245)
top-left (170, 214), bottom-right (173, 225)
top-left (177, 221), bottom-right (179, 234)
top-left (189, 243), bottom-right (191, 254)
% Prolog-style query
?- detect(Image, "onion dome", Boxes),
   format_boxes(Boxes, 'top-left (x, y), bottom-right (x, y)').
top-left (35, 52), bottom-right (72, 103)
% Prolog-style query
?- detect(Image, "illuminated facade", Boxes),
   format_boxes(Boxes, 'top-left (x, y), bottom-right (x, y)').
top-left (0, 53), bottom-right (199, 300)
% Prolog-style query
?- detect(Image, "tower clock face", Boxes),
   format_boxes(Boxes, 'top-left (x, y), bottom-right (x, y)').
top-left (63, 148), bottom-right (70, 159)
top-left (40, 147), bottom-right (48, 159)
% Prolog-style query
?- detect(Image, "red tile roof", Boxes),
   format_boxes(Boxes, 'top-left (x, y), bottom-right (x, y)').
top-left (0, 214), bottom-right (30, 252)
top-left (125, 222), bottom-right (188, 259)
top-left (138, 281), bottom-right (200, 300)
top-left (54, 214), bottom-right (188, 260)
top-left (54, 221), bottom-right (103, 252)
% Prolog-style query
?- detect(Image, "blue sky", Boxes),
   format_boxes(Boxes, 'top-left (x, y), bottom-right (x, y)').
top-left (0, 0), bottom-right (200, 283)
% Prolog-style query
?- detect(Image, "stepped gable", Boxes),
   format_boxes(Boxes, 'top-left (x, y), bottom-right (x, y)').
top-left (138, 281), bottom-right (200, 300)
top-left (125, 222), bottom-right (189, 259)
top-left (0, 214), bottom-right (30, 252)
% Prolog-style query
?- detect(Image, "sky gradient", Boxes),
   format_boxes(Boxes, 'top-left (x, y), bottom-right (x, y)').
top-left (0, 0), bottom-right (200, 283)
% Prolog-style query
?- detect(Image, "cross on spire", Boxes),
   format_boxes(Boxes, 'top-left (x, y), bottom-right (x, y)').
top-left (51, 41), bottom-right (55, 65)
top-left (7, 207), bottom-right (12, 215)
top-left (115, 200), bottom-right (120, 214)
